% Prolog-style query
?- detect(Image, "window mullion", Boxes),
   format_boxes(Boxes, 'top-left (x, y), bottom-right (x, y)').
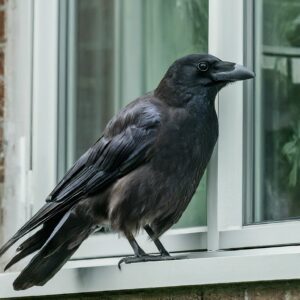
top-left (207, 0), bottom-right (221, 251)
top-left (208, 0), bottom-right (245, 243)
top-left (253, 0), bottom-right (264, 223)
top-left (31, 0), bottom-right (59, 212)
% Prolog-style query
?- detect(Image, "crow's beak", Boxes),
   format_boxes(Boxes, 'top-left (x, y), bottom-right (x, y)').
top-left (211, 61), bottom-right (255, 83)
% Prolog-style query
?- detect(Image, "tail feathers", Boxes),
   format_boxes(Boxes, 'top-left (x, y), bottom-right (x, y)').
top-left (0, 203), bottom-right (69, 258)
top-left (13, 209), bottom-right (94, 290)
top-left (0, 237), bottom-right (19, 257)
top-left (4, 225), bottom-right (52, 271)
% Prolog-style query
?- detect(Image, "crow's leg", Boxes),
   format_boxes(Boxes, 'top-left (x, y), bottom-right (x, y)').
top-left (125, 232), bottom-right (146, 257)
top-left (118, 232), bottom-right (149, 269)
top-left (118, 230), bottom-right (184, 269)
top-left (144, 224), bottom-right (169, 256)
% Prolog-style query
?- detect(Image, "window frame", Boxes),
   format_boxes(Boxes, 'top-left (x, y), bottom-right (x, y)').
top-left (3, 0), bottom-right (300, 296)
top-left (2, 245), bottom-right (300, 298)
top-left (44, 0), bottom-right (300, 253)
top-left (210, 0), bottom-right (300, 250)
top-left (56, 0), bottom-right (207, 259)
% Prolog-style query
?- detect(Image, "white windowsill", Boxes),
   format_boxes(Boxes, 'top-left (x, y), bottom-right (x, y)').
top-left (1, 246), bottom-right (300, 298)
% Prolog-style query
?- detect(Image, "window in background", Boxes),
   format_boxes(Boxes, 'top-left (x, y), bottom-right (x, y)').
top-left (59, 0), bottom-right (208, 229)
top-left (249, 0), bottom-right (300, 223)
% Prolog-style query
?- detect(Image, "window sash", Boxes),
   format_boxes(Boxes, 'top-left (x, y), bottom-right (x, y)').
top-left (30, 0), bottom-right (59, 212)
top-left (27, 0), bottom-right (300, 261)
top-left (38, 0), bottom-right (207, 259)
top-left (207, 0), bottom-right (245, 249)
top-left (209, 0), bottom-right (300, 250)
top-left (220, 221), bottom-right (300, 249)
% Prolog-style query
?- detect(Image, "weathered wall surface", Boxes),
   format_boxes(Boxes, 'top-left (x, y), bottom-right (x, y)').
top-left (0, 0), bottom-right (6, 246)
top-left (4, 280), bottom-right (300, 300)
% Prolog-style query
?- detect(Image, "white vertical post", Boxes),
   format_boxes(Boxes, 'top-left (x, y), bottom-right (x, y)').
top-left (207, 141), bottom-right (219, 251)
top-left (66, 0), bottom-right (77, 169)
top-left (254, 0), bottom-right (264, 223)
top-left (113, 0), bottom-right (122, 113)
top-left (208, 0), bottom-right (245, 249)
top-left (207, 0), bottom-right (220, 251)
top-left (31, 0), bottom-right (59, 212)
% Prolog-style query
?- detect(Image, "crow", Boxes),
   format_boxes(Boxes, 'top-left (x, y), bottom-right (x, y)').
top-left (0, 54), bottom-right (254, 290)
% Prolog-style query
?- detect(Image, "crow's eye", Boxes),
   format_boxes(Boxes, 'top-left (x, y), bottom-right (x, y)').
top-left (197, 62), bottom-right (209, 72)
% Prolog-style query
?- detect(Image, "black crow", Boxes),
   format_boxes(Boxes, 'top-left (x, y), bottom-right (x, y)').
top-left (0, 54), bottom-right (254, 290)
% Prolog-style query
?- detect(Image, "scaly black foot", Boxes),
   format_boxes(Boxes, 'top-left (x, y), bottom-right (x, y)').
top-left (144, 225), bottom-right (170, 256)
top-left (118, 253), bottom-right (185, 269)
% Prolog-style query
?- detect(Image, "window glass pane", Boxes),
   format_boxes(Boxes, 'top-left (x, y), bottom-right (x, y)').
top-left (143, 0), bottom-right (208, 228)
top-left (61, 0), bottom-right (208, 229)
top-left (250, 0), bottom-right (300, 223)
top-left (73, 0), bottom-right (115, 161)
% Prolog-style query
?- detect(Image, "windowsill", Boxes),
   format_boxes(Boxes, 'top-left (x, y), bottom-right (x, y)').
top-left (1, 246), bottom-right (300, 298)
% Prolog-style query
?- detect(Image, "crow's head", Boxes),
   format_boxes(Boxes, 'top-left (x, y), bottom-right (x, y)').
top-left (155, 54), bottom-right (254, 104)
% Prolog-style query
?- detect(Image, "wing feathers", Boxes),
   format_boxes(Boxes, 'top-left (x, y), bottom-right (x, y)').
top-left (13, 209), bottom-right (94, 290)
top-left (0, 99), bottom-right (161, 263)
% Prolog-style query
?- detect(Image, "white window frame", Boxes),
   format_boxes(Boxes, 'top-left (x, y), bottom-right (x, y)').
top-left (55, 0), bottom-right (207, 259)
top-left (209, 0), bottom-right (300, 250)
top-left (3, 0), bottom-right (300, 297)
top-left (30, 0), bottom-right (300, 251)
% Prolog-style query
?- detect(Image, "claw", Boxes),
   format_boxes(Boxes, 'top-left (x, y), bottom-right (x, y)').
top-left (118, 256), bottom-right (140, 270)
top-left (117, 254), bottom-right (186, 270)
top-left (118, 258), bottom-right (125, 270)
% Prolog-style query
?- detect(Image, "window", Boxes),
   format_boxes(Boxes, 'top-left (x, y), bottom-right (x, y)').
top-left (4, 0), bottom-right (300, 297)
top-left (250, 0), bottom-right (300, 223)
top-left (212, 0), bottom-right (300, 250)
top-left (57, 0), bottom-right (209, 259)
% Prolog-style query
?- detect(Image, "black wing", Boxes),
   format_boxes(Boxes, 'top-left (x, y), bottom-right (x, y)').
top-left (0, 98), bottom-right (161, 255)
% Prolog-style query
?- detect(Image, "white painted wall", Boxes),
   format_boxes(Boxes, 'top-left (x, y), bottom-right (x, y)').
top-left (1, 0), bottom-right (34, 269)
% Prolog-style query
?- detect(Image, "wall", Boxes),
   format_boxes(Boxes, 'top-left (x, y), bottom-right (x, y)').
top-left (4, 280), bottom-right (300, 300)
top-left (0, 0), bottom-right (6, 246)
